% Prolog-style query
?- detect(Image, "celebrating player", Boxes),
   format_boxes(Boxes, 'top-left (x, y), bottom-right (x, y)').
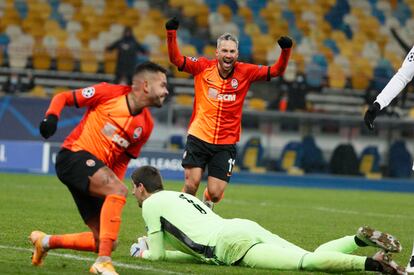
top-left (166, 17), bottom-right (293, 208)
top-left (129, 165), bottom-right (405, 274)
top-left (30, 62), bottom-right (168, 275)
top-left (364, 45), bottom-right (414, 130)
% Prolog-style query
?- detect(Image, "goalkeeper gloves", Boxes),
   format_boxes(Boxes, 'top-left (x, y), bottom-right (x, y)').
top-left (277, 36), bottom-right (293, 49)
top-left (39, 114), bottom-right (58, 139)
top-left (130, 236), bottom-right (149, 258)
top-left (166, 17), bottom-right (179, 30)
top-left (364, 102), bottom-right (381, 130)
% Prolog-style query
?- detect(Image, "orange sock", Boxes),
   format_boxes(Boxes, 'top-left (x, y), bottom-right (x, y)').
top-left (49, 232), bottom-right (96, 251)
top-left (99, 194), bottom-right (126, 257)
top-left (204, 188), bottom-right (224, 203)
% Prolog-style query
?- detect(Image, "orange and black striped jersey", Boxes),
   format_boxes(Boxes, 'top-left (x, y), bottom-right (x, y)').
top-left (46, 83), bottom-right (153, 179)
top-left (167, 30), bottom-right (291, 144)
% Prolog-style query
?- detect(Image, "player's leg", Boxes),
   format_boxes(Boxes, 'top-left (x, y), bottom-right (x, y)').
top-left (204, 144), bottom-right (236, 207)
top-left (181, 135), bottom-right (209, 195)
top-left (302, 250), bottom-right (405, 274)
top-left (88, 166), bottom-right (127, 275)
top-left (315, 226), bottom-right (401, 254)
top-left (30, 149), bottom-right (103, 266)
top-left (239, 243), bottom-right (306, 270)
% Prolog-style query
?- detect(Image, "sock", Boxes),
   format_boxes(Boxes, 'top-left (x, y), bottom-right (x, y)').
top-left (354, 236), bottom-right (368, 247)
top-left (204, 188), bottom-right (224, 203)
top-left (99, 194), bottom-right (126, 257)
top-left (49, 232), bottom-right (96, 251)
top-left (364, 258), bottom-right (383, 272)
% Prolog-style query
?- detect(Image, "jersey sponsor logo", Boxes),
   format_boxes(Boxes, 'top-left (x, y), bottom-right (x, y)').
top-left (81, 87), bottom-right (95, 98)
top-left (112, 134), bottom-right (130, 148)
top-left (190, 56), bottom-right (198, 62)
top-left (133, 127), bottom-right (143, 139)
top-left (102, 122), bottom-right (130, 148)
top-left (86, 159), bottom-right (96, 167)
top-left (208, 88), bottom-right (236, 102)
top-left (231, 78), bottom-right (238, 89)
top-left (408, 52), bottom-right (414, 62)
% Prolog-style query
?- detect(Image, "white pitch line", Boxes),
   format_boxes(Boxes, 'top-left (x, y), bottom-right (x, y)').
top-left (0, 245), bottom-right (182, 274)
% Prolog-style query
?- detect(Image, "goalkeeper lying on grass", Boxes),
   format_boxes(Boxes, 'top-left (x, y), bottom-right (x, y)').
top-left (129, 165), bottom-right (405, 275)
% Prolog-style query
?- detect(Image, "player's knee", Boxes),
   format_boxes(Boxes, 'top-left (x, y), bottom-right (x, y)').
top-left (208, 191), bottom-right (224, 203)
top-left (183, 182), bottom-right (199, 195)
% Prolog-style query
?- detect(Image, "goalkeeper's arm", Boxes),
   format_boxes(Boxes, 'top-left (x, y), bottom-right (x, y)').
top-left (140, 231), bottom-right (200, 263)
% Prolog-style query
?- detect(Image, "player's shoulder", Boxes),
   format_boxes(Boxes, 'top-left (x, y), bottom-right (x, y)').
top-left (97, 82), bottom-right (131, 93)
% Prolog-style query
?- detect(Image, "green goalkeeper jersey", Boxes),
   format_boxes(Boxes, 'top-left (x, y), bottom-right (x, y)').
top-left (141, 190), bottom-right (260, 265)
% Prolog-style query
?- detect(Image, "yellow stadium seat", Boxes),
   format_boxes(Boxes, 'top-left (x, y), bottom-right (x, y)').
top-left (56, 48), bottom-right (76, 72)
top-left (104, 51), bottom-right (117, 74)
top-left (32, 47), bottom-right (52, 70)
top-left (327, 63), bottom-right (346, 89)
top-left (29, 85), bottom-right (47, 97)
top-left (249, 98), bottom-right (267, 111)
top-left (203, 45), bottom-right (216, 59)
top-left (238, 6), bottom-right (253, 22)
top-left (175, 94), bottom-right (193, 106)
top-left (80, 49), bottom-right (99, 74)
top-left (218, 4), bottom-right (232, 22)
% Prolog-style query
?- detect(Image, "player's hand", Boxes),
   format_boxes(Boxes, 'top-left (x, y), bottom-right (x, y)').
top-left (165, 17), bottom-right (179, 30)
top-left (39, 114), bottom-right (58, 139)
top-left (277, 36), bottom-right (293, 49)
top-left (364, 102), bottom-right (381, 130)
top-left (130, 236), bottom-right (149, 258)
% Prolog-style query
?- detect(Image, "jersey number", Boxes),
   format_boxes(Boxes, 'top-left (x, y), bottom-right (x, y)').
top-left (228, 158), bottom-right (235, 173)
top-left (179, 194), bottom-right (207, 214)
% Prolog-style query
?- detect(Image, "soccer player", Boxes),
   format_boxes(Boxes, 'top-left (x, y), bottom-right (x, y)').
top-left (364, 45), bottom-right (414, 130)
top-left (129, 166), bottom-right (405, 274)
top-left (29, 62), bottom-right (169, 275)
top-left (165, 17), bottom-right (293, 208)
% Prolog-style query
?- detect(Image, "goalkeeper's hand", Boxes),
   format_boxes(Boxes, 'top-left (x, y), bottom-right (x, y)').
top-left (130, 236), bottom-right (149, 258)
top-left (277, 36), bottom-right (293, 49)
top-left (364, 102), bottom-right (381, 130)
top-left (166, 17), bottom-right (179, 30)
top-left (39, 114), bottom-right (58, 139)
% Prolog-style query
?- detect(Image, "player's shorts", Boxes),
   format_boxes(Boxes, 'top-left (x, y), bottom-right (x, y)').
top-left (55, 149), bottom-right (105, 223)
top-left (181, 135), bottom-right (236, 182)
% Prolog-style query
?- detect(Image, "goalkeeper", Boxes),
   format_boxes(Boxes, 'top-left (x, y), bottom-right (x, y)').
top-left (130, 166), bottom-right (405, 274)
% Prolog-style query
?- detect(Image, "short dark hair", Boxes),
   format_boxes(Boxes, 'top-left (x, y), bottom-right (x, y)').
top-left (134, 61), bottom-right (167, 76)
top-left (131, 166), bottom-right (164, 193)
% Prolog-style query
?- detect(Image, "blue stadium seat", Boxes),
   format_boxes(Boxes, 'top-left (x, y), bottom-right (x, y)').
top-left (388, 140), bottom-right (412, 178)
top-left (0, 34), bottom-right (10, 47)
top-left (359, 145), bottom-right (381, 176)
top-left (166, 135), bottom-right (184, 151)
top-left (323, 39), bottom-right (340, 54)
top-left (302, 136), bottom-right (326, 173)
top-left (372, 59), bottom-right (394, 91)
top-left (277, 141), bottom-right (304, 172)
top-left (240, 136), bottom-right (265, 172)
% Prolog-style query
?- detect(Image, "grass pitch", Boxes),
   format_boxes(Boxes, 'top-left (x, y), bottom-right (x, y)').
top-left (0, 172), bottom-right (413, 274)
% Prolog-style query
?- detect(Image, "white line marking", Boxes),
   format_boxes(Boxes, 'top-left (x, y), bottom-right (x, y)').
top-left (0, 245), bottom-right (182, 274)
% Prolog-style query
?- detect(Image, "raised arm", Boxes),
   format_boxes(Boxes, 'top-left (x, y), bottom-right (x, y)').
top-left (39, 91), bottom-right (75, 139)
top-left (364, 45), bottom-right (414, 130)
top-left (166, 17), bottom-right (184, 68)
top-left (269, 37), bottom-right (292, 77)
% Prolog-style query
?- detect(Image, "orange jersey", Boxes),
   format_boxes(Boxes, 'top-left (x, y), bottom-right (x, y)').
top-left (183, 58), bottom-right (270, 144)
top-left (167, 30), bottom-right (291, 144)
top-left (47, 83), bottom-right (153, 179)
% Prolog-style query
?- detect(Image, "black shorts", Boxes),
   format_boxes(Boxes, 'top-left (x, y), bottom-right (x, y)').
top-left (55, 149), bottom-right (105, 223)
top-left (182, 135), bottom-right (237, 182)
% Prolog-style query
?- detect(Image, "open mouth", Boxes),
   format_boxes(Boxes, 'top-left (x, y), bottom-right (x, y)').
top-left (223, 60), bottom-right (233, 68)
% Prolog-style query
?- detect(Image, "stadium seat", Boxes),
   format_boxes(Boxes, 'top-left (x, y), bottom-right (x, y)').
top-left (329, 144), bottom-right (359, 176)
top-left (80, 49), bottom-right (99, 74)
top-left (302, 135), bottom-right (326, 173)
top-left (165, 134), bottom-right (184, 151)
top-left (56, 48), bottom-right (76, 72)
top-left (388, 140), bottom-right (412, 178)
top-left (277, 141), bottom-right (304, 174)
top-left (240, 136), bottom-right (266, 173)
top-left (359, 145), bottom-right (381, 178)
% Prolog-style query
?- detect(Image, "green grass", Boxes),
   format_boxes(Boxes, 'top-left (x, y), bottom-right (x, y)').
top-left (0, 172), bottom-right (413, 274)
